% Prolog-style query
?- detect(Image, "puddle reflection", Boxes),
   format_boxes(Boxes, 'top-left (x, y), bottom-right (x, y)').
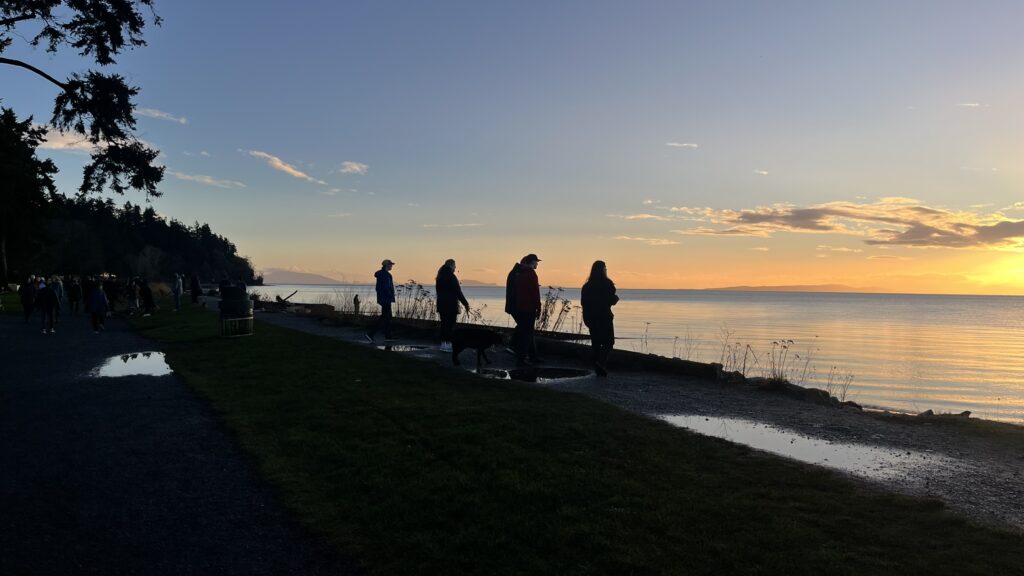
top-left (478, 367), bottom-right (591, 383)
top-left (376, 344), bottom-right (429, 352)
top-left (661, 414), bottom-right (954, 481)
top-left (90, 352), bottom-right (173, 378)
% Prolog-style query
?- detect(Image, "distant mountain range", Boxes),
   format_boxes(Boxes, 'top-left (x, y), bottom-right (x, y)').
top-left (260, 268), bottom-right (344, 285)
top-left (709, 284), bottom-right (884, 293)
top-left (260, 268), bottom-right (497, 287)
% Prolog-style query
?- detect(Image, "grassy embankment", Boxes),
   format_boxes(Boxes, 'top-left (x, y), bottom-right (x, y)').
top-left (79, 301), bottom-right (1024, 573)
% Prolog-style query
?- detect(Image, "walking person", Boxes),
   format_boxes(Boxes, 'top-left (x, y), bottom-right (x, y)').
top-left (139, 279), bottom-right (155, 316)
top-left (505, 254), bottom-right (542, 366)
top-left (190, 273), bottom-right (202, 304)
top-left (68, 277), bottom-right (83, 314)
top-left (36, 279), bottom-right (59, 334)
top-left (88, 282), bottom-right (109, 333)
top-left (435, 259), bottom-right (471, 352)
top-left (365, 259), bottom-right (396, 342)
top-left (17, 276), bottom-right (36, 324)
top-left (581, 260), bottom-right (619, 377)
top-left (172, 273), bottom-right (183, 312)
top-left (51, 275), bottom-right (64, 326)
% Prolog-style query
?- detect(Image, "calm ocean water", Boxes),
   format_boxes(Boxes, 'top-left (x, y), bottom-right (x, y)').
top-left (256, 284), bottom-right (1024, 424)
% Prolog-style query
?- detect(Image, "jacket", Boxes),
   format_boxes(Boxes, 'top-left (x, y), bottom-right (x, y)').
top-left (507, 264), bottom-right (540, 315)
top-left (581, 278), bottom-right (619, 325)
top-left (374, 269), bottom-right (395, 305)
top-left (436, 267), bottom-right (469, 312)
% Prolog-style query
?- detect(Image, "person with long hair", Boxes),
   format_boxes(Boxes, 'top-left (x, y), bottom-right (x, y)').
top-left (581, 260), bottom-right (619, 377)
top-left (435, 259), bottom-right (471, 352)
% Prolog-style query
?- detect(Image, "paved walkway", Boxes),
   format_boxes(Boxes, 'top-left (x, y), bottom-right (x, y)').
top-left (0, 310), bottom-right (357, 575)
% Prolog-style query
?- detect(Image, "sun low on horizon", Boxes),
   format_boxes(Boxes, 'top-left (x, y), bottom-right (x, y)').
top-left (6, 1), bottom-right (1023, 295)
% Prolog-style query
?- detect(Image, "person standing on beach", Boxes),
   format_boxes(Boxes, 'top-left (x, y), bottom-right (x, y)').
top-left (435, 259), bottom-right (471, 352)
top-left (505, 254), bottom-right (542, 366)
top-left (365, 259), bottom-right (396, 342)
top-left (581, 260), bottom-right (619, 377)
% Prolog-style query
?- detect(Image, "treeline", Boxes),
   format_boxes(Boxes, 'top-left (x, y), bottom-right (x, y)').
top-left (5, 195), bottom-right (260, 285)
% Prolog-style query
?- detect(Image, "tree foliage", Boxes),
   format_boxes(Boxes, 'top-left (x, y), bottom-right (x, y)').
top-left (0, 0), bottom-right (164, 197)
top-left (10, 194), bottom-right (259, 284)
top-left (0, 105), bottom-right (58, 283)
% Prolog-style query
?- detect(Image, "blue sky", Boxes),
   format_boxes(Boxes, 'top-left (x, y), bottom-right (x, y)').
top-left (5, 1), bottom-right (1024, 291)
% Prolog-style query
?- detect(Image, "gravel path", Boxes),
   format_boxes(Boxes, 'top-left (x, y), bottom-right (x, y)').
top-left (0, 311), bottom-right (358, 575)
top-left (259, 310), bottom-right (1024, 531)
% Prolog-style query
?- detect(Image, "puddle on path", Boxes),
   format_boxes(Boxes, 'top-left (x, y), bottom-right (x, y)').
top-left (478, 367), bottom-right (591, 383)
top-left (90, 352), bottom-right (173, 378)
top-left (660, 414), bottom-right (955, 481)
top-left (376, 344), bottom-right (430, 352)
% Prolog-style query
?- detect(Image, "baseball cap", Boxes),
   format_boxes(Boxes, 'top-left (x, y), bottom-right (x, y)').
top-left (521, 254), bottom-right (541, 263)
top-left (382, 259), bottom-right (395, 266)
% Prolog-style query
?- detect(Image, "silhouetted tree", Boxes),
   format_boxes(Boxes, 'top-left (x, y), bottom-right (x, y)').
top-left (0, 106), bottom-right (57, 285)
top-left (0, 1), bottom-right (163, 197)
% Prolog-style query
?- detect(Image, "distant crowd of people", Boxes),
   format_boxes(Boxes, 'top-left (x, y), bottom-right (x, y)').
top-left (14, 272), bottom-right (204, 334)
top-left (366, 255), bottom-right (619, 377)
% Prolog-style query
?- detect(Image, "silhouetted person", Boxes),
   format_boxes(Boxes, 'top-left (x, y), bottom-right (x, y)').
top-left (505, 254), bottom-right (542, 366)
top-left (190, 273), bottom-right (201, 304)
top-left (102, 277), bottom-right (118, 313)
top-left (68, 277), bottom-right (83, 314)
top-left (50, 276), bottom-right (64, 325)
top-left (436, 259), bottom-right (471, 352)
top-left (88, 283), bottom-right (109, 333)
top-left (139, 279), bottom-right (155, 315)
top-left (581, 260), bottom-right (619, 377)
top-left (365, 259), bottom-right (396, 342)
top-left (17, 276), bottom-right (36, 324)
top-left (353, 294), bottom-right (361, 315)
top-left (36, 279), bottom-right (59, 334)
top-left (172, 273), bottom-right (183, 311)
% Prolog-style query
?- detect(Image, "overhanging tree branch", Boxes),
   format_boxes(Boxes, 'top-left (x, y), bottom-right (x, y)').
top-left (0, 56), bottom-right (68, 90)
top-left (0, 13), bottom-right (36, 27)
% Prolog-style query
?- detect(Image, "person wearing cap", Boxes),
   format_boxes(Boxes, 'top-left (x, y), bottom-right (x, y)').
top-left (366, 259), bottom-right (396, 342)
top-left (505, 254), bottom-right (543, 366)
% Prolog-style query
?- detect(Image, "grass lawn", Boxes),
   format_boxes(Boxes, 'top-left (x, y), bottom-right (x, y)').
top-left (130, 304), bottom-right (1023, 575)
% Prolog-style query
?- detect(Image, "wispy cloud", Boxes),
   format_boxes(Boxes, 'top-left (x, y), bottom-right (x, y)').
top-left (168, 170), bottom-right (245, 189)
top-left (670, 197), bottom-right (1024, 249)
top-left (614, 235), bottom-right (679, 246)
top-left (753, 170), bottom-right (769, 176)
top-left (642, 199), bottom-right (659, 205)
top-left (816, 245), bottom-right (862, 253)
top-left (137, 107), bottom-right (188, 125)
top-left (422, 223), bottom-right (482, 228)
top-left (327, 212), bottom-right (353, 218)
top-left (39, 128), bottom-right (94, 152)
top-left (666, 142), bottom-right (698, 148)
top-left (867, 255), bottom-right (911, 261)
top-left (339, 161), bottom-right (369, 175)
top-left (750, 247), bottom-right (770, 251)
top-left (200, 151), bottom-right (211, 157)
top-left (608, 213), bottom-right (674, 222)
top-left (247, 150), bottom-right (327, 185)
top-left (957, 102), bottom-right (990, 108)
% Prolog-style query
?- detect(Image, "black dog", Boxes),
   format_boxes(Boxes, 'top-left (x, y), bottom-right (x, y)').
top-left (451, 328), bottom-right (503, 369)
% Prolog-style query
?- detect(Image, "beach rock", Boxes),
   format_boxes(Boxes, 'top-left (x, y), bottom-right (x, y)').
top-left (841, 401), bottom-right (863, 411)
top-left (918, 409), bottom-right (935, 417)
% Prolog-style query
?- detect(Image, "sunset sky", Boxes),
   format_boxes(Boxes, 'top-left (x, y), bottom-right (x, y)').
top-left (5, 1), bottom-right (1024, 293)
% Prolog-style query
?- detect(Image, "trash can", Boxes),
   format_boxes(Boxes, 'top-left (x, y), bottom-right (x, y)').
top-left (219, 285), bottom-right (254, 337)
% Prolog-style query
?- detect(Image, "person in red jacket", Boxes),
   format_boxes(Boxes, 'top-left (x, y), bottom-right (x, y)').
top-left (505, 253), bottom-right (542, 366)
